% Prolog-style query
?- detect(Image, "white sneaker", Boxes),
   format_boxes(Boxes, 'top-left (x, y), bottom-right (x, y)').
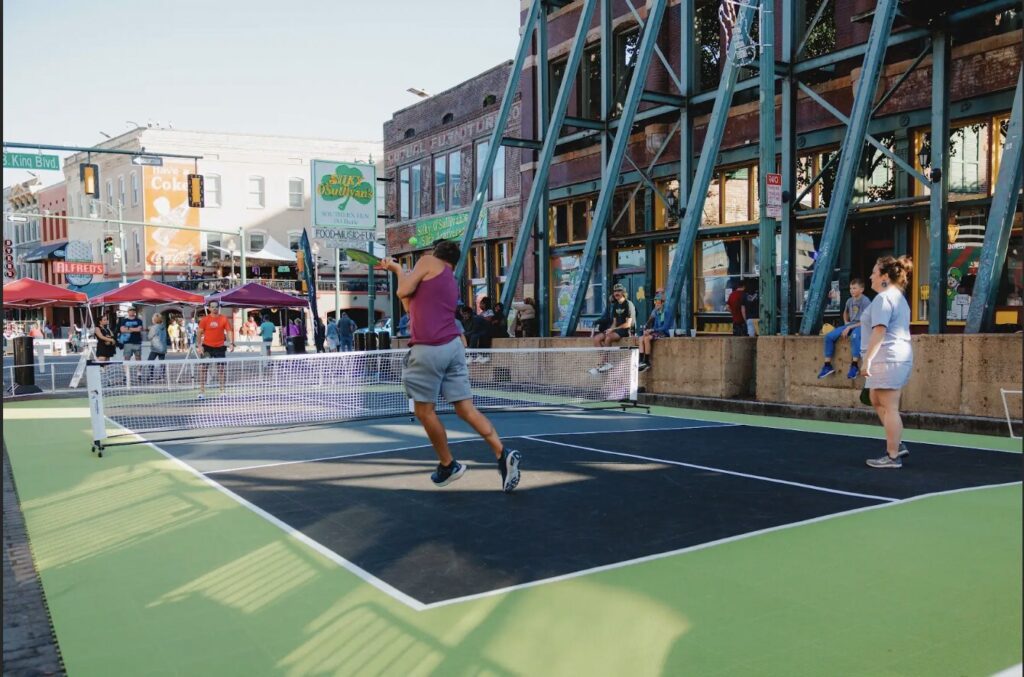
top-left (597, 362), bottom-right (613, 373)
top-left (197, 393), bottom-right (206, 401)
top-left (477, 355), bottom-right (490, 365)
top-left (588, 367), bottom-right (601, 376)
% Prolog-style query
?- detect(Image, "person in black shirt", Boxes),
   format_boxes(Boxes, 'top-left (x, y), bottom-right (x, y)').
top-left (589, 283), bottom-right (636, 374)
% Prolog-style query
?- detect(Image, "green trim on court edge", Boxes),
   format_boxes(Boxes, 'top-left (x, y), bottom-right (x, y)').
top-left (3, 397), bottom-right (1021, 676)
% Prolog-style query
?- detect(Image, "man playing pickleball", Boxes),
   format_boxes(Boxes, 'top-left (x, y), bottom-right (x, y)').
top-left (377, 240), bottom-right (521, 492)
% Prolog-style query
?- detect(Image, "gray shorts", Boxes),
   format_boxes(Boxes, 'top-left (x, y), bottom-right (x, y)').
top-left (402, 337), bottom-right (473, 404)
top-left (122, 343), bottom-right (142, 359)
top-left (866, 360), bottom-right (912, 390)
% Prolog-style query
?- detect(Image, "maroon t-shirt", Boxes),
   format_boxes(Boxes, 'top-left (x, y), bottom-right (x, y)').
top-left (408, 267), bottom-right (462, 347)
top-left (727, 289), bottom-right (746, 323)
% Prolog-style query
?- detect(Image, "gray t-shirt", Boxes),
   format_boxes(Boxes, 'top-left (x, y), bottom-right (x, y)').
top-left (845, 294), bottom-right (872, 324)
top-left (860, 286), bottom-right (912, 363)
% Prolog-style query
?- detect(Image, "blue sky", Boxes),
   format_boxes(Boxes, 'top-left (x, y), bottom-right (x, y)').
top-left (2, 0), bottom-right (520, 186)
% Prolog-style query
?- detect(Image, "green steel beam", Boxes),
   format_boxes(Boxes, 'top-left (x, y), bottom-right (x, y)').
top-left (560, 0), bottom-right (669, 335)
top-left (641, 90), bottom-right (688, 107)
top-left (660, 0), bottom-right (758, 333)
top-left (501, 137), bottom-right (543, 150)
top-left (454, 0), bottom-right (541, 283)
top-left (927, 30), bottom-right (951, 334)
top-left (498, 0), bottom-right (599, 320)
top-left (673, 0), bottom-right (697, 334)
top-left (797, 81), bottom-right (930, 186)
top-left (537, 4), bottom-right (551, 336)
top-left (966, 68), bottom-right (1024, 334)
top-left (779, 0), bottom-right (799, 334)
top-left (758, 0), bottom-right (778, 335)
top-left (799, 0), bottom-right (899, 335)
top-left (563, 116), bottom-right (606, 131)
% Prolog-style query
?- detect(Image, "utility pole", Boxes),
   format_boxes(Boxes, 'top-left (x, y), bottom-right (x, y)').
top-left (334, 248), bottom-right (341, 321)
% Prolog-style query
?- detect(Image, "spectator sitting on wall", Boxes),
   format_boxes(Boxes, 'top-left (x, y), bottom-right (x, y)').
top-left (818, 277), bottom-right (872, 379)
top-left (726, 281), bottom-right (748, 336)
top-left (638, 294), bottom-right (668, 372)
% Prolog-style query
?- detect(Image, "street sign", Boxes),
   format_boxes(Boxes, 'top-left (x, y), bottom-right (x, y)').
top-left (765, 172), bottom-right (783, 219)
top-left (131, 155), bottom-right (164, 167)
top-left (3, 152), bottom-right (61, 171)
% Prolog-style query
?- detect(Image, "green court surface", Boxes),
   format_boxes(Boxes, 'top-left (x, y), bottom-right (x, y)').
top-left (3, 397), bottom-right (1021, 676)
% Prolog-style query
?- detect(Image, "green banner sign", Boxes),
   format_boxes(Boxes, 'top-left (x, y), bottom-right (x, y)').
top-left (3, 152), bottom-right (61, 171)
top-left (412, 209), bottom-right (488, 247)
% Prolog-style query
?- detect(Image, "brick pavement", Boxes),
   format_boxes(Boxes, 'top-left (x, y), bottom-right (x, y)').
top-left (3, 444), bottom-right (64, 676)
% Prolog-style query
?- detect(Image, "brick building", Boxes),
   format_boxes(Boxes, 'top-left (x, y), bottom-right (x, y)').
top-left (33, 182), bottom-right (68, 287)
top-left (383, 61), bottom-right (525, 311)
top-left (516, 1), bottom-right (1022, 333)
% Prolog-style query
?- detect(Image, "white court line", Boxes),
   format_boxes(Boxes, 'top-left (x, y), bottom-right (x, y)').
top-left (421, 480), bottom-right (1022, 611)
top-left (110, 421), bottom-right (430, 612)
top-left (200, 423), bottom-right (733, 476)
top-left (524, 435), bottom-right (900, 503)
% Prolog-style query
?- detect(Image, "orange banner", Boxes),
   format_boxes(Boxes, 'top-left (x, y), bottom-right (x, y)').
top-left (143, 163), bottom-right (200, 267)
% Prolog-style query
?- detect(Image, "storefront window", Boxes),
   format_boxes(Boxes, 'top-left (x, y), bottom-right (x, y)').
top-left (553, 203), bottom-right (569, 244)
top-left (615, 248), bottom-right (645, 270)
top-left (914, 207), bottom-right (1023, 322)
top-left (795, 155), bottom-right (815, 210)
top-left (611, 190), bottom-right (637, 236)
top-left (552, 249), bottom-right (605, 331)
top-left (551, 198), bottom-right (591, 244)
top-left (852, 134), bottom-right (896, 204)
top-left (571, 200), bottom-right (590, 242)
top-left (794, 232), bottom-right (841, 313)
top-left (697, 238), bottom-right (759, 312)
top-left (723, 167), bottom-right (753, 223)
top-left (655, 179), bottom-right (681, 230)
top-left (702, 176), bottom-right (721, 227)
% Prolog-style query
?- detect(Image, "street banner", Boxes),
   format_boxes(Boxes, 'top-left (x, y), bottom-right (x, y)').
top-left (412, 209), bottom-right (488, 246)
top-left (298, 230), bottom-right (321, 328)
top-left (143, 163), bottom-right (201, 268)
top-left (311, 159), bottom-right (376, 249)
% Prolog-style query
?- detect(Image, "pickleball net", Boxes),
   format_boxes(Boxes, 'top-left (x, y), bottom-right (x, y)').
top-left (87, 347), bottom-right (639, 449)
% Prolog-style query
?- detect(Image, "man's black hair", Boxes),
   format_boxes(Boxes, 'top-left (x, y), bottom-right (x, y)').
top-left (433, 239), bottom-right (460, 267)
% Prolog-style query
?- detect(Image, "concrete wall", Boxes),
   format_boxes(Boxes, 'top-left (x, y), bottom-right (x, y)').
top-left (755, 334), bottom-right (1022, 420)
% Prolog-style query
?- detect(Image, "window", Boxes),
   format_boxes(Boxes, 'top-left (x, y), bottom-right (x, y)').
top-left (723, 167), bottom-right (753, 223)
top-left (475, 140), bottom-right (506, 201)
top-left (583, 43), bottom-right (602, 119)
top-left (948, 123), bottom-right (988, 194)
top-left (288, 177), bottom-right (304, 209)
top-left (697, 237), bottom-right (759, 313)
top-left (612, 28), bottom-right (640, 116)
top-left (247, 176), bottom-right (265, 208)
top-left (206, 233), bottom-right (223, 263)
top-left (852, 134), bottom-right (896, 204)
top-left (442, 113), bottom-right (454, 125)
top-left (205, 174), bottom-right (221, 207)
top-left (410, 165), bottom-right (422, 218)
top-left (449, 151), bottom-right (462, 209)
top-left (133, 229), bottom-right (141, 264)
top-left (551, 248), bottom-right (605, 330)
top-left (551, 198), bottom-right (592, 245)
top-left (399, 168), bottom-right (410, 220)
top-left (118, 176), bottom-right (126, 207)
top-left (404, 128), bottom-right (416, 139)
top-left (288, 232), bottom-right (301, 251)
top-left (548, 58), bottom-right (575, 117)
top-left (483, 94), bottom-right (497, 107)
top-left (106, 180), bottom-right (113, 208)
top-left (434, 155), bottom-right (447, 213)
top-left (803, 0), bottom-right (837, 59)
top-left (697, 2), bottom-right (722, 91)
top-left (610, 189), bottom-right (644, 236)
top-left (130, 172), bottom-right (140, 206)
top-left (571, 201), bottom-right (589, 242)
top-left (248, 231), bottom-right (266, 252)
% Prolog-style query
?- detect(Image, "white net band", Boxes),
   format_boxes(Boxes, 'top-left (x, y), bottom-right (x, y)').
top-left (88, 347), bottom-right (639, 441)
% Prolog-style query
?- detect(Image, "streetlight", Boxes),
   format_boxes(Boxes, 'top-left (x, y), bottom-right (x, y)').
top-left (89, 198), bottom-right (128, 285)
top-left (406, 87), bottom-right (430, 98)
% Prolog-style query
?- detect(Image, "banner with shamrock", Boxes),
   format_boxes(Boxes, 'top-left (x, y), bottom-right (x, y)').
top-left (311, 159), bottom-right (377, 249)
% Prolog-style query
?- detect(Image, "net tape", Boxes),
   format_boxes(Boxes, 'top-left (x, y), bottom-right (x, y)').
top-left (92, 347), bottom-right (637, 436)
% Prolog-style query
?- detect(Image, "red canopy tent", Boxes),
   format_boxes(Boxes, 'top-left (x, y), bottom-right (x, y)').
top-left (88, 279), bottom-right (204, 306)
top-left (207, 282), bottom-right (308, 308)
top-left (3, 278), bottom-right (88, 308)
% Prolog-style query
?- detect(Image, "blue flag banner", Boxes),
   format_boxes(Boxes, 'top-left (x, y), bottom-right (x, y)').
top-left (298, 230), bottom-right (321, 328)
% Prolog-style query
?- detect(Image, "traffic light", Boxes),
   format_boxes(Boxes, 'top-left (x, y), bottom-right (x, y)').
top-left (80, 163), bottom-right (100, 198)
top-left (103, 236), bottom-right (114, 254)
top-left (187, 173), bottom-right (205, 208)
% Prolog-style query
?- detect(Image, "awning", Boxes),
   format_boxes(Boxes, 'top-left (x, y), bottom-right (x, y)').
top-left (208, 282), bottom-right (309, 308)
top-left (248, 236), bottom-right (297, 262)
top-left (89, 279), bottom-right (205, 306)
top-left (67, 280), bottom-right (128, 299)
top-left (3, 277), bottom-right (88, 307)
top-left (23, 242), bottom-right (67, 263)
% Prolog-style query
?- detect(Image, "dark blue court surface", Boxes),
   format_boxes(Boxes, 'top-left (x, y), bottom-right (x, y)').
top-left (168, 415), bottom-right (1021, 606)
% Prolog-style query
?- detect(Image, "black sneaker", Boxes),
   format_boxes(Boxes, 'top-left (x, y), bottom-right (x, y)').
top-left (638, 362), bottom-right (650, 372)
top-left (431, 460), bottom-right (466, 487)
top-left (498, 448), bottom-right (521, 493)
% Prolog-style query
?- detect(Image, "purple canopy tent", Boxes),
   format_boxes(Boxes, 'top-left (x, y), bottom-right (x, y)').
top-left (207, 282), bottom-right (309, 308)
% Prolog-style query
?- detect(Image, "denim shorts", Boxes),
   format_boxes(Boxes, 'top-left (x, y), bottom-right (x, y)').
top-left (402, 337), bottom-right (473, 404)
top-left (121, 343), bottom-right (142, 358)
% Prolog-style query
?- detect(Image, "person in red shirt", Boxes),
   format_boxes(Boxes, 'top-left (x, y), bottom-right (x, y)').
top-left (196, 300), bottom-right (234, 399)
top-left (726, 281), bottom-right (748, 336)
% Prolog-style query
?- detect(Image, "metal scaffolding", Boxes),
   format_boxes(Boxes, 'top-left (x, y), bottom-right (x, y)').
top-left (461, 0), bottom-right (1022, 336)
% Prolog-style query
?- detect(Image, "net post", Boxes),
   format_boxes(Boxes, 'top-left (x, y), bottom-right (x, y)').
top-left (627, 347), bottom-right (639, 402)
top-left (86, 364), bottom-right (107, 453)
